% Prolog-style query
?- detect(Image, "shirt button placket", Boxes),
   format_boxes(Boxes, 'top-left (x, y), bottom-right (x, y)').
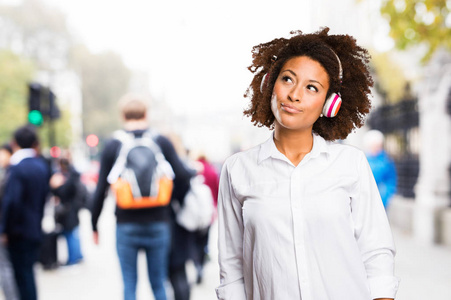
top-left (290, 167), bottom-right (308, 297)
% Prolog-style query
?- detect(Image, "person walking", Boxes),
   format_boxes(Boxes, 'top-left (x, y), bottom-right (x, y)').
top-left (50, 155), bottom-right (85, 266)
top-left (190, 154), bottom-right (219, 284)
top-left (0, 125), bottom-right (51, 300)
top-left (0, 143), bottom-right (20, 300)
top-left (363, 130), bottom-right (397, 210)
top-left (91, 94), bottom-right (193, 300)
top-left (216, 28), bottom-right (399, 300)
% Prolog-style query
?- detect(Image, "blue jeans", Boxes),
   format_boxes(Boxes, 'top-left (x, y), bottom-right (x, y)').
top-left (62, 226), bottom-right (83, 265)
top-left (116, 222), bottom-right (171, 300)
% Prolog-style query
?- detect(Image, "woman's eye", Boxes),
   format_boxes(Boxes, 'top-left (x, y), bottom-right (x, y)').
top-left (307, 85), bottom-right (318, 92)
top-left (282, 76), bottom-right (293, 83)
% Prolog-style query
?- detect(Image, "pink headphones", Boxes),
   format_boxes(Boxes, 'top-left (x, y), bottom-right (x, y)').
top-left (260, 49), bottom-right (343, 118)
top-left (322, 49), bottom-right (343, 118)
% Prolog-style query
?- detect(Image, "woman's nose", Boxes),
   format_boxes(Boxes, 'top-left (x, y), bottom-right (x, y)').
top-left (288, 85), bottom-right (302, 102)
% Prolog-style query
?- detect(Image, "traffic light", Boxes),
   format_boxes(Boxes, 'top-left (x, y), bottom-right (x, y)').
top-left (86, 134), bottom-right (99, 147)
top-left (48, 90), bottom-right (60, 120)
top-left (28, 110), bottom-right (43, 126)
top-left (27, 83), bottom-right (60, 124)
top-left (50, 146), bottom-right (61, 158)
top-left (28, 83), bottom-right (42, 112)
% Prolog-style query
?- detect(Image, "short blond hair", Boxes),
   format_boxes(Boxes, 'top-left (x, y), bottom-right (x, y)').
top-left (119, 94), bottom-right (148, 120)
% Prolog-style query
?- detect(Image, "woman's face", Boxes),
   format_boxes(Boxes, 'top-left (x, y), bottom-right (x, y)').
top-left (271, 56), bottom-right (330, 132)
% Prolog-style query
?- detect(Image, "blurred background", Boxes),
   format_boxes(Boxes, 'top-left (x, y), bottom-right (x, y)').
top-left (1, 0), bottom-right (451, 299)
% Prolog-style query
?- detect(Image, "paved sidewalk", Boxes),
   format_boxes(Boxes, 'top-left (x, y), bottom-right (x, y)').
top-left (36, 200), bottom-right (220, 300)
top-left (392, 228), bottom-right (451, 300)
top-left (34, 199), bottom-right (451, 300)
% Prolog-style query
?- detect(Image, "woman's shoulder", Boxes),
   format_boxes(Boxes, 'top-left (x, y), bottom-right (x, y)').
top-left (326, 140), bottom-right (366, 161)
top-left (222, 144), bottom-right (262, 170)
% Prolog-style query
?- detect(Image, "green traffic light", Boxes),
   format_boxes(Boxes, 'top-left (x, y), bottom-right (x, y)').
top-left (28, 110), bottom-right (43, 126)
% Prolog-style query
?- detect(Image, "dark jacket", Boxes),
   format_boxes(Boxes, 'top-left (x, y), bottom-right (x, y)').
top-left (0, 156), bottom-right (51, 242)
top-left (52, 167), bottom-right (86, 231)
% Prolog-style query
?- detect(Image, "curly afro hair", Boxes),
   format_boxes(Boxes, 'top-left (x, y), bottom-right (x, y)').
top-left (243, 27), bottom-right (373, 141)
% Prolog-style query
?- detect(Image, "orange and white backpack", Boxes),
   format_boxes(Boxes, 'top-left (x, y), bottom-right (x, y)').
top-left (107, 130), bottom-right (174, 209)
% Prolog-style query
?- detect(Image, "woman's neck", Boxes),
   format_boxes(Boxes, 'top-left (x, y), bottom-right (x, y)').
top-left (273, 126), bottom-right (314, 166)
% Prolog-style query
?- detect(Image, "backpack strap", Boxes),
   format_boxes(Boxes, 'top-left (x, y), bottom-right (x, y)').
top-left (107, 130), bottom-right (136, 184)
top-left (142, 131), bottom-right (175, 180)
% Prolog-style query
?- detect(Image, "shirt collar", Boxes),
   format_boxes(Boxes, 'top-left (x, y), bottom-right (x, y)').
top-left (10, 149), bottom-right (37, 166)
top-left (258, 132), bottom-right (329, 165)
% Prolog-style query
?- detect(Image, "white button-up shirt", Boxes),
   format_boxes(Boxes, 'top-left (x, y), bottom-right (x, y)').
top-left (216, 134), bottom-right (399, 300)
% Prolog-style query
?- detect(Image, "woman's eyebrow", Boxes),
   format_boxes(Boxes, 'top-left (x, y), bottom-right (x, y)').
top-left (281, 69), bottom-right (297, 77)
top-left (282, 69), bottom-right (325, 88)
top-left (309, 79), bottom-right (325, 88)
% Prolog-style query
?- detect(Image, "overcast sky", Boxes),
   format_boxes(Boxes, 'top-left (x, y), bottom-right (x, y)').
top-left (31, 0), bottom-right (400, 158)
top-left (39, 0), bottom-right (314, 116)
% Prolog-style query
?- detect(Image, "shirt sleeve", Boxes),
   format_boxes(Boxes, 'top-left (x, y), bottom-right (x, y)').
top-left (91, 139), bottom-right (120, 232)
top-left (215, 160), bottom-right (247, 300)
top-left (351, 151), bottom-right (400, 299)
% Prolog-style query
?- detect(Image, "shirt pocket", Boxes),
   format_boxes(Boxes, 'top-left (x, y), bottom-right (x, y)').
top-left (239, 180), bottom-right (291, 229)
top-left (302, 176), bottom-right (353, 222)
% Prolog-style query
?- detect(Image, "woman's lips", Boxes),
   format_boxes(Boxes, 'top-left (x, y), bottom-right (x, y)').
top-left (281, 103), bottom-right (302, 113)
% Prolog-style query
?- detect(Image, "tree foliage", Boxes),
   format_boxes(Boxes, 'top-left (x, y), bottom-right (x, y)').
top-left (0, 49), bottom-right (73, 148)
top-left (0, 0), bottom-right (71, 70)
top-left (370, 51), bottom-right (408, 103)
top-left (381, 0), bottom-right (451, 62)
top-left (0, 0), bottom-right (131, 148)
top-left (0, 50), bottom-right (34, 144)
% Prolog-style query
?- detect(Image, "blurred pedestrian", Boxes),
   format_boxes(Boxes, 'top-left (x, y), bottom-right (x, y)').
top-left (90, 94), bottom-right (193, 300)
top-left (363, 130), bottom-right (397, 210)
top-left (0, 143), bottom-right (20, 300)
top-left (0, 125), bottom-right (51, 300)
top-left (0, 144), bottom-right (13, 195)
top-left (163, 144), bottom-right (197, 300)
top-left (190, 154), bottom-right (219, 284)
top-left (50, 154), bottom-right (85, 266)
top-left (0, 144), bottom-right (13, 182)
top-left (216, 28), bottom-right (399, 300)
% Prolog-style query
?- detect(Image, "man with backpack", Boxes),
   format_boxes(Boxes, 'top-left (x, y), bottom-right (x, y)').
top-left (90, 94), bottom-right (194, 300)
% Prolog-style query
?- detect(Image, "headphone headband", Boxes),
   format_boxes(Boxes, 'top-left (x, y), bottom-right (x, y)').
top-left (322, 47), bottom-right (343, 118)
top-left (329, 48), bottom-right (343, 82)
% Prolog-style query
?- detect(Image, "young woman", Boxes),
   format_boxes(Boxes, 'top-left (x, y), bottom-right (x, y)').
top-left (216, 28), bottom-right (399, 300)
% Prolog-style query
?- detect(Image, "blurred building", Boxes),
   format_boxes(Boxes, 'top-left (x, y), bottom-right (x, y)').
top-left (308, 0), bottom-right (451, 247)
top-left (368, 49), bottom-right (451, 246)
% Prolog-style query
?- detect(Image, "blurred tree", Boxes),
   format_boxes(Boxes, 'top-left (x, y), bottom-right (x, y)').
top-left (0, 50), bottom-right (34, 143)
top-left (69, 45), bottom-right (131, 139)
top-left (370, 50), bottom-right (408, 103)
top-left (0, 50), bottom-right (72, 148)
top-left (380, 0), bottom-right (451, 62)
top-left (0, 0), bottom-right (72, 70)
top-left (0, 0), bottom-right (131, 148)
top-left (0, 0), bottom-right (73, 149)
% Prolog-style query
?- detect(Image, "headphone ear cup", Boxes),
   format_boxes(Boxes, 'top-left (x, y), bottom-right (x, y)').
top-left (322, 93), bottom-right (342, 118)
top-left (260, 73), bottom-right (269, 93)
